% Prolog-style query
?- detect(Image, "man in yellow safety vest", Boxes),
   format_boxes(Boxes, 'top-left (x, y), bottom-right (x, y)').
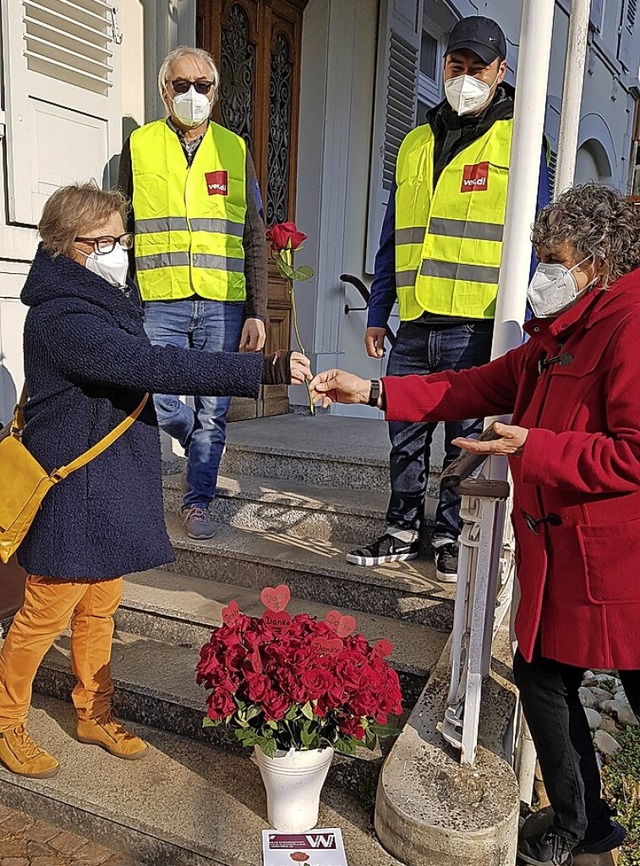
top-left (118, 46), bottom-right (267, 540)
top-left (347, 16), bottom-right (549, 579)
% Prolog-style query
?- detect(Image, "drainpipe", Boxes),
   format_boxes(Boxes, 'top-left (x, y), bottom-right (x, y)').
top-left (554, 0), bottom-right (591, 196)
top-left (490, 0), bottom-right (556, 361)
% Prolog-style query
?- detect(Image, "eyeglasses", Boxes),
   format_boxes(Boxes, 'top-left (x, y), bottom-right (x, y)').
top-left (171, 79), bottom-right (214, 95)
top-left (74, 233), bottom-right (134, 255)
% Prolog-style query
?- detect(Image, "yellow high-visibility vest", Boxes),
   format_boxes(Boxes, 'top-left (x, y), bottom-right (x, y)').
top-left (395, 119), bottom-right (513, 321)
top-left (130, 119), bottom-right (247, 302)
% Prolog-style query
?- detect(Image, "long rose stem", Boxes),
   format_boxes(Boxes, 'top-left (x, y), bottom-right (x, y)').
top-left (287, 280), bottom-right (315, 416)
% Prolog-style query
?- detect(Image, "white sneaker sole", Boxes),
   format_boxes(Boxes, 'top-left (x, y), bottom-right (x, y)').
top-left (436, 569), bottom-right (458, 583)
top-left (346, 551), bottom-right (419, 567)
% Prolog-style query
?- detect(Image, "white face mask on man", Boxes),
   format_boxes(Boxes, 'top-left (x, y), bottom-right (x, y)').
top-left (77, 243), bottom-right (130, 289)
top-left (171, 86), bottom-right (212, 128)
top-left (444, 73), bottom-right (497, 116)
top-left (527, 255), bottom-right (597, 318)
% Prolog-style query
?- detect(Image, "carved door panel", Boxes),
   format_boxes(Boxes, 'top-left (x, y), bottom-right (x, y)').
top-left (197, 0), bottom-right (307, 418)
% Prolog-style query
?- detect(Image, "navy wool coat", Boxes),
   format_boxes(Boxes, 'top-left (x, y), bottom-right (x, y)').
top-left (18, 245), bottom-right (263, 580)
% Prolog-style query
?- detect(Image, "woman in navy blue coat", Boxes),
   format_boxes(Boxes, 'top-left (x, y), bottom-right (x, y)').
top-left (0, 182), bottom-right (310, 779)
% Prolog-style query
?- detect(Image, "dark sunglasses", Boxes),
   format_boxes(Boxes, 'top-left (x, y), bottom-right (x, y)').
top-left (171, 79), bottom-right (214, 95)
top-left (75, 233), bottom-right (134, 255)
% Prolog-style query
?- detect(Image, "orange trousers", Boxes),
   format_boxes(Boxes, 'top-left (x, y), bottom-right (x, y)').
top-left (0, 574), bottom-right (122, 730)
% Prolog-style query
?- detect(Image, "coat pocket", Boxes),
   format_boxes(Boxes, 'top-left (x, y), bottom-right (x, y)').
top-left (577, 519), bottom-right (640, 603)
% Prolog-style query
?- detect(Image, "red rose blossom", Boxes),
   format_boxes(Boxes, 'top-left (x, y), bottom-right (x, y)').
top-left (266, 221), bottom-right (308, 252)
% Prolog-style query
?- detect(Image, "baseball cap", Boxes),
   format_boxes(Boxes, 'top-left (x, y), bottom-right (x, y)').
top-left (445, 16), bottom-right (507, 65)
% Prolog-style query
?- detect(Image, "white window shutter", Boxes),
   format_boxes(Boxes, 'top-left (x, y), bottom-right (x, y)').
top-left (618, 0), bottom-right (638, 71)
top-left (1, 0), bottom-right (122, 226)
top-left (365, 0), bottom-right (424, 273)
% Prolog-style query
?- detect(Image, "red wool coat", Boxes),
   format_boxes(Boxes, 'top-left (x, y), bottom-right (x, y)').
top-left (383, 270), bottom-right (640, 670)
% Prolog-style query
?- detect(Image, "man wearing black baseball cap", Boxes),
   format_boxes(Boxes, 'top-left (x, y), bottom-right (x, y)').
top-left (355, 18), bottom-right (549, 578)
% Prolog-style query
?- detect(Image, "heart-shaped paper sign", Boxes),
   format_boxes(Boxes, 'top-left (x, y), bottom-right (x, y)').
top-left (260, 584), bottom-right (291, 613)
top-left (263, 609), bottom-right (292, 635)
top-left (372, 638), bottom-right (394, 659)
top-left (221, 600), bottom-right (241, 628)
top-left (311, 636), bottom-right (344, 658)
top-left (325, 610), bottom-right (357, 638)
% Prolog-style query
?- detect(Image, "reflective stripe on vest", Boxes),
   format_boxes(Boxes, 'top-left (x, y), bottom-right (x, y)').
top-left (130, 119), bottom-right (247, 302)
top-left (395, 119), bottom-right (513, 321)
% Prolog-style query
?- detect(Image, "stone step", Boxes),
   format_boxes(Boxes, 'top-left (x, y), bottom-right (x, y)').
top-left (164, 472), bottom-right (439, 544)
top-left (0, 694), bottom-right (404, 866)
top-left (164, 513), bottom-right (456, 632)
top-left (115, 569), bottom-right (448, 687)
top-left (194, 414), bottom-right (446, 492)
top-left (163, 472), bottom-right (394, 543)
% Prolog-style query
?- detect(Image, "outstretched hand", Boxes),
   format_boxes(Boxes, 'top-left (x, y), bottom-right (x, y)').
top-left (452, 421), bottom-right (528, 455)
top-left (310, 369), bottom-right (371, 408)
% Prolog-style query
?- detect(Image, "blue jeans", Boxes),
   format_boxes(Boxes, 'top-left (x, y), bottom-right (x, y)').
top-left (386, 319), bottom-right (494, 540)
top-left (144, 299), bottom-right (245, 509)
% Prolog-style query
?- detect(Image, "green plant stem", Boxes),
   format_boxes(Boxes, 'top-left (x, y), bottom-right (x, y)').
top-left (286, 278), bottom-right (315, 416)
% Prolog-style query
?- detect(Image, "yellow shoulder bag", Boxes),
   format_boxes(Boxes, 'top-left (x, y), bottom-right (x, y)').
top-left (0, 389), bottom-right (148, 564)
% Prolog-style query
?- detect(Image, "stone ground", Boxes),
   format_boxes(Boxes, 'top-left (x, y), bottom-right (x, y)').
top-left (0, 804), bottom-right (139, 866)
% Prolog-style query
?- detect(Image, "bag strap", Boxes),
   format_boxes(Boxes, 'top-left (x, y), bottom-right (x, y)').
top-left (10, 384), bottom-right (29, 435)
top-left (50, 394), bottom-right (149, 482)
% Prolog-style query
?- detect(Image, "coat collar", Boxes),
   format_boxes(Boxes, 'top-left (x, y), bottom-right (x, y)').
top-left (524, 267), bottom-right (640, 342)
top-left (22, 244), bottom-right (143, 334)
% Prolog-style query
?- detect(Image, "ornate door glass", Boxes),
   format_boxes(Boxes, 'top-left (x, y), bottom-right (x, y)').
top-left (267, 31), bottom-right (293, 226)
top-left (219, 3), bottom-right (255, 149)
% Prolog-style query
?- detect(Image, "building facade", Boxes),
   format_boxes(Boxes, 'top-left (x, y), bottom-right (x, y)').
top-left (0, 0), bottom-right (639, 423)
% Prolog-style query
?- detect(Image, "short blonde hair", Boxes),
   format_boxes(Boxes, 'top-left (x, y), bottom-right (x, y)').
top-left (39, 181), bottom-right (129, 258)
top-left (157, 46), bottom-right (219, 107)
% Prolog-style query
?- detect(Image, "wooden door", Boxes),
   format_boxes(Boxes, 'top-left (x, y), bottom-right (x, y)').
top-left (197, 0), bottom-right (307, 418)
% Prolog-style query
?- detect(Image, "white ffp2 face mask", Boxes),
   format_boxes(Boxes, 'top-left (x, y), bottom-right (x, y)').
top-left (444, 73), bottom-right (494, 116)
top-left (79, 243), bottom-right (130, 289)
top-left (171, 87), bottom-right (212, 128)
top-left (527, 256), bottom-right (596, 318)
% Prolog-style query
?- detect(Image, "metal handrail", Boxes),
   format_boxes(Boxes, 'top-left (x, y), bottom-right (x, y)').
top-left (340, 273), bottom-right (396, 346)
top-left (439, 423), bottom-right (500, 490)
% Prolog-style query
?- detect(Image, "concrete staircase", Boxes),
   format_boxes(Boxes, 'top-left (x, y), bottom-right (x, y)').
top-left (0, 415), bottom-right (520, 866)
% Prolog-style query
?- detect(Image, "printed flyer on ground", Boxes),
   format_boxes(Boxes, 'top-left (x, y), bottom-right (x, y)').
top-left (262, 828), bottom-right (348, 866)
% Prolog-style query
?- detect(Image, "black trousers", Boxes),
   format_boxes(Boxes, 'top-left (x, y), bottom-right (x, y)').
top-left (513, 647), bottom-right (640, 846)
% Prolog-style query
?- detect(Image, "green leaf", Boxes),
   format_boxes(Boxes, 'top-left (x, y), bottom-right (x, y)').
top-left (370, 723), bottom-right (403, 739)
top-left (258, 737), bottom-right (278, 758)
top-left (291, 265), bottom-right (314, 282)
top-left (245, 705), bottom-right (261, 722)
top-left (276, 257), bottom-right (294, 279)
top-left (365, 728), bottom-right (377, 751)
top-left (285, 705), bottom-right (299, 722)
top-left (334, 738), bottom-right (358, 756)
top-left (301, 702), bottom-right (315, 721)
top-left (202, 716), bottom-right (220, 728)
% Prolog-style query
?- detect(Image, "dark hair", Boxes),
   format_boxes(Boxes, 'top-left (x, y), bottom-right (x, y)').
top-left (532, 183), bottom-right (640, 287)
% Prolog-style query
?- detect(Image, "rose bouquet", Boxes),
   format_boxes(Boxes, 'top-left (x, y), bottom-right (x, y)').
top-left (196, 584), bottom-right (403, 757)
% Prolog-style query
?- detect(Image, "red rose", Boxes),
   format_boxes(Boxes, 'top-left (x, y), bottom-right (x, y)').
top-left (207, 689), bottom-right (235, 722)
top-left (338, 715), bottom-right (366, 742)
top-left (267, 221), bottom-right (308, 252)
top-left (261, 690), bottom-right (291, 721)
top-left (300, 668), bottom-right (333, 700)
top-left (246, 673), bottom-right (272, 704)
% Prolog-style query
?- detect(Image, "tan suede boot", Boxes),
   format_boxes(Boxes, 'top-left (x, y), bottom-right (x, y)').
top-left (76, 712), bottom-right (148, 759)
top-left (0, 725), bottom-right (59, 778)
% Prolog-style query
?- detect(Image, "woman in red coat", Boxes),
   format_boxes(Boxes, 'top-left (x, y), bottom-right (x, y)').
top-left (311, 184), bottom-right (640, 866)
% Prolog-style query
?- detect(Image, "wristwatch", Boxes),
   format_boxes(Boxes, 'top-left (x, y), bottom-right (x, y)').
top-left (367, 379), bottom-right (381, 407)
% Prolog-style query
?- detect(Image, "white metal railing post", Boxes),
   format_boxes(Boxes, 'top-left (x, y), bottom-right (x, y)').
top-left (554, 0), bottom-right (592, 197)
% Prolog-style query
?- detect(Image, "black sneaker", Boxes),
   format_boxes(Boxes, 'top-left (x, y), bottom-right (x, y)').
top-left (434, 542), bottom-right (458, 583)
top-left (518, 829), bottom-right (573, 866)
top-left (346, 534), bottom-right (419, 567)
top-left (574, 820), bottom-right (626, 855)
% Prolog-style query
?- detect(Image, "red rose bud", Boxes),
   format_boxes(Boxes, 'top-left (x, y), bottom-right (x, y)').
top-left (266, 221), bottom-right (308, 252)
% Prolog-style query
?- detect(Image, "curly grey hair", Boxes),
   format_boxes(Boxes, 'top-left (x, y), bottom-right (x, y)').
top-left (531, 182), bottom-right (640, 287)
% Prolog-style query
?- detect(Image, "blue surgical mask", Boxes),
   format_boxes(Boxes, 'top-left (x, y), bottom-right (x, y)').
top-left (527, 256), bottom-right (596, 318)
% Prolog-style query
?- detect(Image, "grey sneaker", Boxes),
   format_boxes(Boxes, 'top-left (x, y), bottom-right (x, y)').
top-left (183, 506), bottom-right (215, 540)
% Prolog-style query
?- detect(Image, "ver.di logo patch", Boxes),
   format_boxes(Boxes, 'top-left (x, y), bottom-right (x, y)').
top-left (461, 162), bottom-right (489, 192)
top-left (205, 170), bottom-right (228, 196)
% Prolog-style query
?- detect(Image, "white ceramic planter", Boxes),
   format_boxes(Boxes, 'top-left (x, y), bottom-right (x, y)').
top-left (254, 745), bottom-right (334, 832)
